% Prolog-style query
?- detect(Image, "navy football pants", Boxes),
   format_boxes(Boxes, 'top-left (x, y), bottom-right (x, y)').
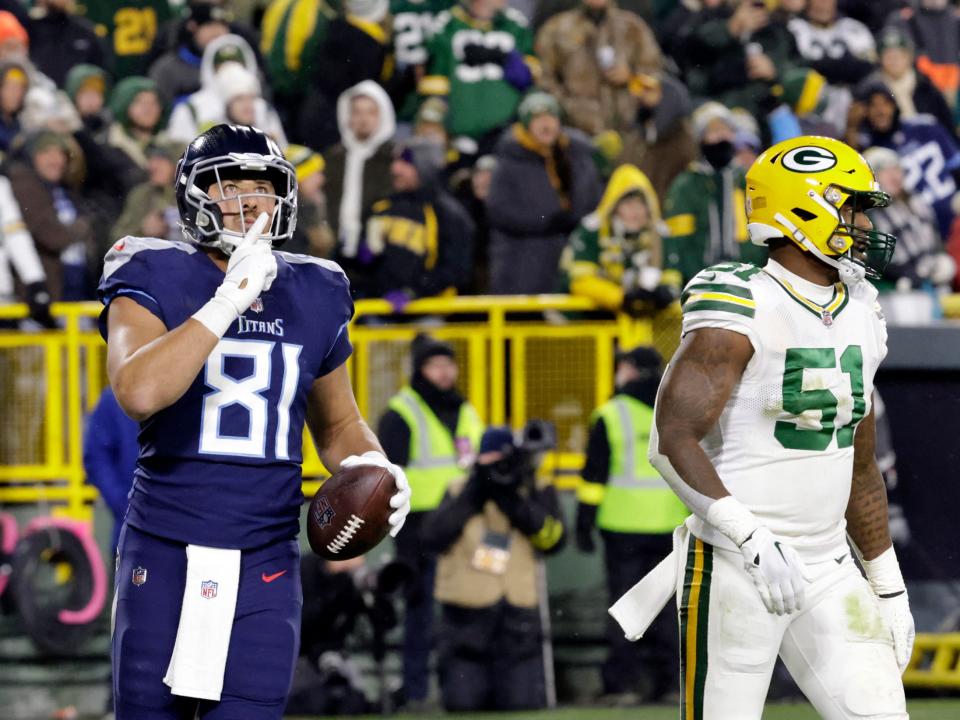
top-left (112, 523), bottom-right (302, 719)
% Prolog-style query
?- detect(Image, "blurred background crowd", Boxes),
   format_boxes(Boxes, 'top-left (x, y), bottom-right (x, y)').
top-left (3, 0), bottom-right (960, 327)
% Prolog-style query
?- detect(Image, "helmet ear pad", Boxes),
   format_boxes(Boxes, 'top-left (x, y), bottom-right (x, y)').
top-left (194, 200), bottom-right (225, 240)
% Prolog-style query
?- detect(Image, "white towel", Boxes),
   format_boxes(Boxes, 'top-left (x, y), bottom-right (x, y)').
top-left (163, 545), bottom-right (241, 701)
top-left (608, 525), bottom-right (686, 640)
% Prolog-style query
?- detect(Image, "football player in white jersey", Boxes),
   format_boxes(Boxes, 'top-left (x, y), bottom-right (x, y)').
top-left (650, 135), bottom-right (913, 719)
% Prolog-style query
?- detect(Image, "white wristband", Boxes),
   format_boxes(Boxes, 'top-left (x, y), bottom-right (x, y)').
top-left (860, 546), bottom-right (906, 596)
top-left (706, 495), bottom-right (761, 548)
top-left (191, 296), bottom-right (238, 338)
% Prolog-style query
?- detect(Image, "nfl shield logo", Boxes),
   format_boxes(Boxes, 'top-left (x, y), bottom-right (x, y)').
top-left (200, 580), bottom-right (218, 599)
top-left (314, 495), bottom-right (336, 528)
top-left (132, 567), bottom-right (148, 586)
top-left (250, 297), bottom-right (263, 313)
top-left (821, 310), bottom-right (834, 327)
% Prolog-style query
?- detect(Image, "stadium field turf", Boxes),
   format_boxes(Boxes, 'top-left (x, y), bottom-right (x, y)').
top-left (293, 698), bottom-right (960, 719)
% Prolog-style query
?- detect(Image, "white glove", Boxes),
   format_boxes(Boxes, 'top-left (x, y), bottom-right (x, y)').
top-left (862, 546), bottom-right (915, 673)
top-left (706, 496), bottom-right (809, 616)
top-left (191, 212), bottom-right (277, 337)
top-left (739, 526), bottom-right (809, 616)
top-left (216, 212), bottom-right (277, 313)
top-left (340, 450), bottom-right (411, 537)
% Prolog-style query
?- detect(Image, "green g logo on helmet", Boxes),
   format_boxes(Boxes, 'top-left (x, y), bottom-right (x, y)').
top-left (781, 146), bottom-right (838, 173)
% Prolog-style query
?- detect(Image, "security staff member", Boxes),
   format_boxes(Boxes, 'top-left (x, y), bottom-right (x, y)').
top-left (378, 333), bottom-right (483, 708)
top-left (421, 426), bottom-right (566, 712)
top-left (576, 346), bottom-right (688, 703)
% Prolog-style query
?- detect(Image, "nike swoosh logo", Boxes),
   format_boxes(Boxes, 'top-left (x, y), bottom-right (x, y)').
top-left (261, 570), bottom-right (287, 583)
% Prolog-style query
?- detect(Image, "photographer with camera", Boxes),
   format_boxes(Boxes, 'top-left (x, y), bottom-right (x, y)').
top-left (420, 423), bottom-right (566, 712)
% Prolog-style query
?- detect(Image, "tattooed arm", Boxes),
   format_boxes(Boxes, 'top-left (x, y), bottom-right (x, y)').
top-left (848, 398), bottom-right (915, 670)
top-left (651, 327), bottom-right (753, 506)
top-left (846, 405), bottom-right (893, 561)
top-left (651, 326), bottom-right (809, 615)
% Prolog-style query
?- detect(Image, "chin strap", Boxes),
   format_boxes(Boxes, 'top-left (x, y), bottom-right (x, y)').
top-left (773, 212), bottom-right (865, 285)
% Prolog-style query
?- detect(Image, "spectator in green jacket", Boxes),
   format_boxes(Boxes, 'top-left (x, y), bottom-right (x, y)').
top-left (662, 101), bottom-right (767, 286)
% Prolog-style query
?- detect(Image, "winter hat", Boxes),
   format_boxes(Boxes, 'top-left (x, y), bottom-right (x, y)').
top-left (877, 24), bottom-right (915, 53)
top-left (146, 138), bottom-right (186, 164)
top-left (345, 0), bottom-right (388, 22)
top-left (691, 101), bottom-right (736, 142)
top-left (109, 76), bottom-right (161, 128)
top-left (479, 427), bottom-right (515, 455)
top-left (213, 43), bottom-right (247, 70)
top-left (395, 136), bottom-right (446, 184)
top-left (0, 11), bottom-right (28, 48)
top-left (215, 62), bottom-right (260, 103)
top-left (286, 144), bottom-right (325, 182)
top-left (187, 1), bottom-right (233, 26)
top-left (518, 91), bottom-right (561, 128)
top-left (862, 146), bottom-right (901, 174)
top-left (65, 64), bottom-right (108, 102)
top-left (411, 332), bottom-right (455, 371)
top-left (416, 97), bottom-right (448, 126)
top-left (775, 67), bottom-right (827, 116)
top-left (616, 346), bottom-right (662, 375)
top-left (474, 154), bottom-right (497, 173)
top-left (27, 129), bottom-right (69, 158)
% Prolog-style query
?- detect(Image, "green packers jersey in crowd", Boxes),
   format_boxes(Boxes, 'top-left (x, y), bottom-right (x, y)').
top-left (261, 0), bottom-right (337, 98)
top-left (422, 6), bottom-right (533, 139)
top-left (392, 0), bottom-right (456, 67)
top-left (78, 0), bottom-right (174, 78)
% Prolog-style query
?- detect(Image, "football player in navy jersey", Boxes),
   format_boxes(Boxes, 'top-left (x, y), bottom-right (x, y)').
top-left (98, 124), bottom-right (411, 719)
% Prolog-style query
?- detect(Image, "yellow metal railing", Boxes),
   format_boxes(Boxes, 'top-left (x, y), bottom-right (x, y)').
top-left (0, 297), bottom-right (663, 515)
top-left (904, 633), bottom-right (960, 688)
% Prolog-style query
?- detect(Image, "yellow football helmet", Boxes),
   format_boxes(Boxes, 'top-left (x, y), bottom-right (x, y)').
top-left (745, 135), bottom-right (896, 282)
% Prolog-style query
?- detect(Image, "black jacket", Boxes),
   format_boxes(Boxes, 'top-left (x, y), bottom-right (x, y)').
top-left (28, 11), bottom-right (108, 87)
top-left (363, 187), bottom-right (475, 299)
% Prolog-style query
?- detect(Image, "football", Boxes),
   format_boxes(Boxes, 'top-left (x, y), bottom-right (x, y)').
top-left (307, 463), bottom-right (394, 560)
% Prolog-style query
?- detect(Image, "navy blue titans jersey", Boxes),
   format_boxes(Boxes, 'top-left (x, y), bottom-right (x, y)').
top-left (98, 237), bottom-right (354, 549)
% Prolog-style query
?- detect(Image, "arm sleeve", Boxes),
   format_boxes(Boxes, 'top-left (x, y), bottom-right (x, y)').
top-left (491, 483), bottom-right (566, 553)
top-left (420, 200), bottom-right (475, 295)
top-left (316, 269), bottom-right (355, 376)
top-left (97, 240), bottom-right (167, 340)
top-left (581, 417), bottom-right (611, 487)
top-left (377, 409), bottom-right (411, 466)
top-left (420, 477), bottom-right (487, 554)
top-left (0, 176), bottom-right (44, 285)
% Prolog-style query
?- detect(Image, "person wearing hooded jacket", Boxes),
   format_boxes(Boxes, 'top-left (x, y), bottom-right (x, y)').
top-left (485, 90), bottom-right (601, 294)
top-left (106, 75), bottom-right (166, 172)
top-left (378, 334), bottom-right (484, 709)
top-left (325, 80), bottom-right (396, 263)
top-left (167, 33), bottom-right (284, 144)
top-left (560, 164), bottom-right (679, 316)
top-left (362, 137), bottom-right (475, 308)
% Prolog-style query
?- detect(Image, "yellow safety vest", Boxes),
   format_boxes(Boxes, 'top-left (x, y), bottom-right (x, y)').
top-left (579, 395), bottom-right (689, 533)
top-left (388, 386), bottom-right (483, 512)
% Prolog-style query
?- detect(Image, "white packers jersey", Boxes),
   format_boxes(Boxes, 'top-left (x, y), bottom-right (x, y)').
top-left (679, 259), bottom-right (887, 562)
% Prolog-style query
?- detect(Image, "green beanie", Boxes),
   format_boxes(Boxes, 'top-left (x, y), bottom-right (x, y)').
top-left (775, 67), bottom-right (827, 117)
top-left (108, 76), bottom-right (161, 128)
top-left (65, 64), bottom-right (109, 102)
top-left (518, 91), bottom-right (561, 128)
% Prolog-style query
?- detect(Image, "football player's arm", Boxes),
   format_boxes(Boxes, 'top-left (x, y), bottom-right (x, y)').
top-left (307, 364), bottom-right (412, 536)
top-left (846, 406), bottom-right (893, 560)
top-left (848, 401), bottom-right (915, 672)
top-left (106, 297), bottom-right (222, 422)
top-left (305, 363), bottom-right (383, 471)
top-left (650, 327), bottom-right (752, 510)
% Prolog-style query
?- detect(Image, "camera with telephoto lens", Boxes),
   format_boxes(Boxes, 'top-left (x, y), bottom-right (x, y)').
top-left (483, 420), bottom-right (557, 489)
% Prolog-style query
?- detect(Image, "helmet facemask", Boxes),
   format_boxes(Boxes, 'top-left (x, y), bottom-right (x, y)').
top-left (180, 152), bottom-right (298, 255)
top-left (823, 184), bottom-right (896, 281)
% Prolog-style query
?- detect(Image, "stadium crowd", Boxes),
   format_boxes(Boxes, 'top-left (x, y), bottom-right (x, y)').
top-left (1, 0), bottom-right (960, 326)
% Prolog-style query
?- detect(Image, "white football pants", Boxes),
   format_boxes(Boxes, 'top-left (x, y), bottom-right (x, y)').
top-left (676, 535), bottom-right (908, 720)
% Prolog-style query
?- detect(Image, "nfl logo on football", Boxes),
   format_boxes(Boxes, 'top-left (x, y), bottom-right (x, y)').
top-left (200, 580), bottom-right (218, 599)
top-left (314, 495), bottom-right (336, 528)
